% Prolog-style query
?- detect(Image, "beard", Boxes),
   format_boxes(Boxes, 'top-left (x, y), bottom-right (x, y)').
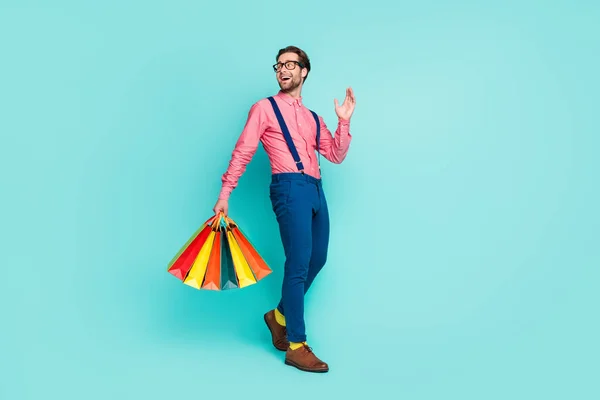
top-left (278, 75), bottom-right (302, 92)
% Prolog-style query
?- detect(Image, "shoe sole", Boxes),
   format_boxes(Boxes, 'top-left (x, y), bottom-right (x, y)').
top-left (263, 313), bottom-right (288, 352)
top-left (285, 359), bottom-right (329, 373)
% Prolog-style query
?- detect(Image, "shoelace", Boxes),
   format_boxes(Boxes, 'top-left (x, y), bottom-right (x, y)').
top-left (302, 343), bottom-right (313, 353)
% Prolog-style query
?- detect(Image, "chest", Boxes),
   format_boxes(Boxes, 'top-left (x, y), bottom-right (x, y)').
top-left (265, 106), bottom-right (317, 142)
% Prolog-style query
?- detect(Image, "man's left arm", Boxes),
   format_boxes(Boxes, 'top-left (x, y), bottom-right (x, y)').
top-left (317, 117), bottom-right (352, 164)
top-left (316, 87), bottom-right (356, 164)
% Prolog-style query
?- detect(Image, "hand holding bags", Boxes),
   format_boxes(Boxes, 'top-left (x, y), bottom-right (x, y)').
top-left (167, 213), bottom-right (272, 290)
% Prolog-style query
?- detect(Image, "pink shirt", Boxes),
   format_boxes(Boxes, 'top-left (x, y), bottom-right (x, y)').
top-left (218, 91), bottom-right (352, 200)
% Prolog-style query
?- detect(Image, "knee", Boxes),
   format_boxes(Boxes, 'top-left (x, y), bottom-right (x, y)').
top-left (283, 253), bottom-right (311, 282)
top-left (310, 248), bottom-right (328, 270)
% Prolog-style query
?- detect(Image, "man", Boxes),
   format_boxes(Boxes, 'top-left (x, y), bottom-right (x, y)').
top-left (212, 45), bottom-right (355, 373)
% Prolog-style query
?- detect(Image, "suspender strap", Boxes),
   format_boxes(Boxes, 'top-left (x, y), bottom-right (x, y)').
top-left (267, 96), bottom-right (305, 172)
top-left (309, 110), bottom-right (321, 170)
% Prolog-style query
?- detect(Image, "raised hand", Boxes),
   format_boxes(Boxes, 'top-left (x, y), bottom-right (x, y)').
top-left (334, 87), bottom-right (356, 121)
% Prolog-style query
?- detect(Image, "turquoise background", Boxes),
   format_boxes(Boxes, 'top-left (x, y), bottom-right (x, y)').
top-left (1, 1), bottom-right (598, 399)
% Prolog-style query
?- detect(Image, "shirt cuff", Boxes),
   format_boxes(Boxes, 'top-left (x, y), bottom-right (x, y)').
top-left (218, 186), bottom-right (232, 201)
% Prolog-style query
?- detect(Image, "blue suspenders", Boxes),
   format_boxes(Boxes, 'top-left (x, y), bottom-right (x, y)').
top-left (267, 96), bottom-right (320, 174)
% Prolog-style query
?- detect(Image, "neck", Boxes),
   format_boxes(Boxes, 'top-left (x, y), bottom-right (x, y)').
top-left (283, 85), bottom-right (302, 99)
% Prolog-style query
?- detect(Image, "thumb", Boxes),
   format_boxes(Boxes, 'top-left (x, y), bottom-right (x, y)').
top-left (334, 98), bottom-right (339, 108)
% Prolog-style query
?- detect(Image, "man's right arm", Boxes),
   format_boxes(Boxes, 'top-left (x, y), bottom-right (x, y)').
top-left (217, 102), bottom-right (267, 201)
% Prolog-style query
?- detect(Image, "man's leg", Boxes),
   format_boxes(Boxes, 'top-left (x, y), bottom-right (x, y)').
top-left (276, 182), bottom-right (329, 310)
top-left (305, 183), bottom-right (329, 292)
top-left (266, 177), bottom-right (329, 372)
top-left (276, 192), bottom-right (313, 343)
top-left (268, 179), bottom-right (313, 344)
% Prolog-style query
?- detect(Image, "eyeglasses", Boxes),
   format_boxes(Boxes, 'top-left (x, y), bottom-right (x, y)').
top-left (272, 61), bottom-right (304, 72)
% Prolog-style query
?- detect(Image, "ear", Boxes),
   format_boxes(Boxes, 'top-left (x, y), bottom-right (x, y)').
top-left (301, 68), bottom-right (308, 79)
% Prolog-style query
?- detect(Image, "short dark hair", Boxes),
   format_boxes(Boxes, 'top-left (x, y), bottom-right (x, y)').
top-left (276, 45), bottom-right (311, 82)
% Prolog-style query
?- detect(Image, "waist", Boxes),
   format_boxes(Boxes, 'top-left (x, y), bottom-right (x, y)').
top-left (271, 172), bottom-right (322, 186)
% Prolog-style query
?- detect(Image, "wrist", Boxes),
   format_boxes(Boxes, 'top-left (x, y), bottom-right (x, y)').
top-left (218, 191), bottom-right (231, 202)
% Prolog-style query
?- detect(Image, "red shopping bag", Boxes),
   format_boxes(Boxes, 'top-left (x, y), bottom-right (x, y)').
top-left (167, 215), bottom-right (216, 280)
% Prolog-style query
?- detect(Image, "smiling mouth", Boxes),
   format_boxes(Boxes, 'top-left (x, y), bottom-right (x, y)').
top-left (280, 76), bottom-right (291, 82)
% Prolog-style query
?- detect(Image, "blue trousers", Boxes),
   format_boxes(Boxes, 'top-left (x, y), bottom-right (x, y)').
top-left (269, 172), bottom-right (329, 343)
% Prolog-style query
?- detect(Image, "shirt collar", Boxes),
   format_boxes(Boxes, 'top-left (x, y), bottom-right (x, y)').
top-left (276, 90), bottom-right (303, 107)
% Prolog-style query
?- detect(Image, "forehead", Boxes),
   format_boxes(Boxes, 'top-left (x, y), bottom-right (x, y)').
top-left (277, 52), bottom-right (300, 62)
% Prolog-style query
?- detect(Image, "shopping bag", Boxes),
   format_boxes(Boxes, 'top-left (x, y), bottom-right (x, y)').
top-left (167, 215), bottom-right (216, 280)
top-left (225, 222), bottom-right (257, 288)
top-left (219, 222), bottom-right (239, 290)
top-left (221, 216), bottom-right (271, 281)
top-left (183, 226), bottom-right (217, 289)
top-left (226, 218), bottom-right (272, 281)
top-left (167, 212), bottom-right (271, 290)
top-left (201, 228), bottom-right (222, 290)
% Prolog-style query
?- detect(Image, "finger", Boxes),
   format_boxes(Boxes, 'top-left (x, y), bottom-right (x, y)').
top-left (334, 98), bottom-right (339, 107)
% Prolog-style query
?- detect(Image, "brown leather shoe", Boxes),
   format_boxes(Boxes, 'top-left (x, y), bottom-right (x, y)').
top-left (264, 310), bottom-right (289, 351)
top-left (285, 344), bottom-right (329, 373)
